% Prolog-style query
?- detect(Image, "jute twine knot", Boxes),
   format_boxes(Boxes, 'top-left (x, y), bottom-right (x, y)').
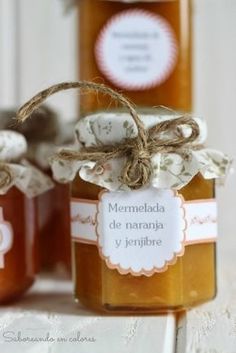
top-left (15, 81), bottom-right (200, 189)
top-left (0, 164), bottom-right (14, 188)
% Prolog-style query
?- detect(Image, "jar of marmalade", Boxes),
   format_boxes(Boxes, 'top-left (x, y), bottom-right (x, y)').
top-left (0, 130), bottom-right (53, 303)
top-left (0, 107), bottom-right (72, 273)
top-left (15, 81), bottom-right (230, 313)
top-left (16, 106), bottom-right (72, 273)
top-left (78, 0), bottom-right (192, 113)
top-left (51, 110), bottom-right (230, 313)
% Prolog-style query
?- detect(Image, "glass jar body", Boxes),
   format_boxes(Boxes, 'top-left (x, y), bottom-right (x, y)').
top-left (79, 0), bottom-right (192, 113)
top-left (38, 181), bottom-right (71, 272)
top-left (0, 187), bottom-right (38, 303)
top-left (71, 174), bottom-right (216, 313)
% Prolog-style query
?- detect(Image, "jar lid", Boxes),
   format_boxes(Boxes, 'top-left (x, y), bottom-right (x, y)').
top-left (0, 130), bottom-right (54, 197)
top-left (0, 130), bottom-right (27, 162)
top-left (51, 111), bottom-right (231, 191)
top-left (75, 111), bottom-right (207, 147)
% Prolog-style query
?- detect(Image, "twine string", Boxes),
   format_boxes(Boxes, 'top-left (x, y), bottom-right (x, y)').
top-left (16, 81), bottom-right (200, 189)
top-left (0, 164), bottom-right (14, 188)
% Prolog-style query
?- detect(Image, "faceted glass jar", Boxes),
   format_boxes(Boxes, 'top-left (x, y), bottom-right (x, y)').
top-left (71, 174), bottom-right (216, 313)
top-left (0, 187), bottom-right (38, 303)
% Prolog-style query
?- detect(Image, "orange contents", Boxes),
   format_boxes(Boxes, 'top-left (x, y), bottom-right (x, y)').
top-left (38, 181), bottom-right (71, 272)
top-left (0, 187), bottom-right (38, 303)
top-left (79, 0), bottom-right (192, 113)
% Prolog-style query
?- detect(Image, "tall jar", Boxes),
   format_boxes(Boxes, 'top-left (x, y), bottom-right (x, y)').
top-left (78, 0), bottom-right (192, 113)
top-left (0, 131), bottom-right (53, 303)
top-left (51, 110), bottom-right (230, 313)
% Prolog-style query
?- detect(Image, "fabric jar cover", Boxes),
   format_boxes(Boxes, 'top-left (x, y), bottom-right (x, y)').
top-left (0, 130), bottom-right (54, 197)
top-left (51, 111), bottom-right (231, 191)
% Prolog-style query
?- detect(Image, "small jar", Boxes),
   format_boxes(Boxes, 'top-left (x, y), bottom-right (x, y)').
top-left (25, 110), bottom-right (72, 273)
top-left (0, 131), bottom-right (52, 303)
top-left (52, 110), bottom-right (230, 313)
top-left (0, 107), bottom-right (72, 273)
top-left (0, 187), bottom-right (36, 303)
top-left (78, 0), bottom-right (192, 113)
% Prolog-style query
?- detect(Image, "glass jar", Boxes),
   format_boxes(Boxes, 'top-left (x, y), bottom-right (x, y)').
top-left (0, 107), bottom-right (72, 273)
top-left (0, 187), bottom-right (37, 303)
top-left (79, 0), bottom-right (192, 113)
top-left (53, 111), bottom-right (228, 313)
top-left (24, 110), bottom-right (72, 273)
top-left (15, 82), bottom-right (229, 313)
top-left (0, 129), bottom-right (55, 303)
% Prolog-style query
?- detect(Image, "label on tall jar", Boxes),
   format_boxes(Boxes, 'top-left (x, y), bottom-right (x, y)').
top-left (95, 9), bottom-right (178, 90)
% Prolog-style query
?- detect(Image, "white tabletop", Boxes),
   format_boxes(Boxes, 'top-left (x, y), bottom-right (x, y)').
top-left (0, 245), bottom-right (235, 353)
top-left (0, 275), bottom-right (177, 353)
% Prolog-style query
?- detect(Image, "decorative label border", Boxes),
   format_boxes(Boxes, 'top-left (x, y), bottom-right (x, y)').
top-left (95, 9), bottom-right (178, 90)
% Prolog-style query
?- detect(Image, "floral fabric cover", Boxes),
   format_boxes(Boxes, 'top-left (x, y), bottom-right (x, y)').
top-left (0, 131), bottom-right (54, 197)
top-left (51, 112), bottom-right (231, 191)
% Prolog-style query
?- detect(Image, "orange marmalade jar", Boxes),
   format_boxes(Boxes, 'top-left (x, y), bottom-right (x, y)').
top-left (0, 131), bottom-right (52, 303)
top-left (14, 81), bottom-right (229, 313)
top-left (0, 107), bottom-right (72, 273)
top-left (78, 0), bottom-right (192, 113)
top-left (15, 106), bottom-right (72, 273)
top-left (51, 109), bottom-right (230, 313)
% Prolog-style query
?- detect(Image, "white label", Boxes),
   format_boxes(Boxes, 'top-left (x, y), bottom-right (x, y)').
top-left (0, 208), bottom-right (14, 269)
top-left (95, 9), bottom-right (178, 90)
top-left (71, 192), bottom-right (217, 276)
top-left (97, 189), bottom-right (185, 275)
top-left (71, 199), bottom-right (97, 244)
top-left (184, 200), bottom-right (217, 244)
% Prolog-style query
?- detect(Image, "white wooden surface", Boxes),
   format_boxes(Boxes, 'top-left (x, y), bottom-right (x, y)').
top-left (1, 0), bottom-right (236, 352)
top-left (186, 256), bottom-right (236, 353)
top-left (0, 277), bottom-right (176, 353)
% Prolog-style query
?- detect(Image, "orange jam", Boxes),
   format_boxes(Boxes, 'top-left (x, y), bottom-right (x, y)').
top-left (38, 180), bottom-right (71, 272)
top-left (0, 187), bottom-right (38, 303)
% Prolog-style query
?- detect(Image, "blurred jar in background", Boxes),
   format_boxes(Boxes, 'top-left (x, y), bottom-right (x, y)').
top-left (0, 131), bottom-right (52, 303)
top-left (78, 0), bottom-right (192, 114)
top-left (18, 107), bottom-right (72, 273)
top-left (0, 108), bottom-right (72, 274)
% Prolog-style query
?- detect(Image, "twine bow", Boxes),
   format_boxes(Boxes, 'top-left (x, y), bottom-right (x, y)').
top-left (16, 81), bottom-right (200, 189)
top-left (0, 164), bottom-right (14, 189)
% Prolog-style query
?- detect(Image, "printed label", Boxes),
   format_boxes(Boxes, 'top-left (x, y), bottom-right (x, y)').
top-left (71, 199), bottom-right (97, 244)
top-left (184, 199), bottom-right (217, 244)
top-left (71, 191), bottom-right (217, 276)
top-left (97, 189), bottom-right (186, 275)
top-left (0, 208), bottom-right (13, 269)
top-left (95, 9), bottom-right (178, 90)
